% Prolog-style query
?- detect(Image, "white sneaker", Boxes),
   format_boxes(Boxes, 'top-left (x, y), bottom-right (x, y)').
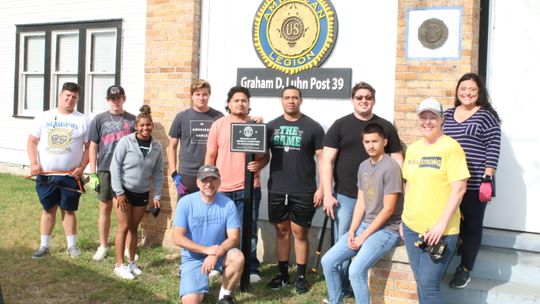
top-left (250, 273), bottom-right (262, 283)
top-left (114, 264), bottom-right (135, 280)
top-left (128, 262), bottom-right (143, 277)
top-left (209, 269), bottom-right (222, 280)
top-left (93, 246), bottom-right (108, 261)
top-left (124, 249), bottom-right (139, 261)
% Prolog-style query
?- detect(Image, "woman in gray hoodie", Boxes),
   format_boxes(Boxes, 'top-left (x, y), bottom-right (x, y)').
top-left (110, 105), bottom-right (163, 280)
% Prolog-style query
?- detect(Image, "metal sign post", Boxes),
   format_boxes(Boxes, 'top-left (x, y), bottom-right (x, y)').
top-left (240, 152), bottom-right (255, 292)
top-left (230, 122), bottom-right (266, 292)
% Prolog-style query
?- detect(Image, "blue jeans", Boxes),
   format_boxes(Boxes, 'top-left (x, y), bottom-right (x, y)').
top-left (222, 188), bottom-right (261, 274)
top-left (332, 193), bottom-right (356, 289)
top-left (403, 224), bottom-right (458, 304)
top-left (322, 222), bottom-right (399, 304)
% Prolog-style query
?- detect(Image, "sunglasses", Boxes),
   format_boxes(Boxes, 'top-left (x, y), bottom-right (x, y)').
top-left (354, 95), bottom-right (373, 101)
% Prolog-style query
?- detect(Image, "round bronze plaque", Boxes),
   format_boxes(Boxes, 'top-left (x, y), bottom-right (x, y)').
top-left (417, 18), bottom-right (448, 50)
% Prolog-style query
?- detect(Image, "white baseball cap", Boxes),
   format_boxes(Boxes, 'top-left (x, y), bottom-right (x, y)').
top-left (417, 98), bottom-right (443, 116)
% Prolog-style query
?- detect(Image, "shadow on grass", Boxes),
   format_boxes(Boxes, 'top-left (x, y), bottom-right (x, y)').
top-left (0, 247), bottom-right (176, 304)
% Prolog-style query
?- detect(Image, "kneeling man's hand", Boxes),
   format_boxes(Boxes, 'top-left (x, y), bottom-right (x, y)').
top-left (201, 255), bottom-right (218, 274)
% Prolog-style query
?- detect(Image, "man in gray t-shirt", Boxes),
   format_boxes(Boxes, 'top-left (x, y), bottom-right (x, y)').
top-left (321, 123), bottom-right (403, 303)
top-left (167, 80), bottom-right (223, 195)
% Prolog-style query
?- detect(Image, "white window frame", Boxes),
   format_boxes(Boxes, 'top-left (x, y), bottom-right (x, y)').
top-left (85, 28), bottom-right (118, 114)
top-left (18, 32), bottom-right (46, 117)
top-left (50, 30), bottom-right (80, 109)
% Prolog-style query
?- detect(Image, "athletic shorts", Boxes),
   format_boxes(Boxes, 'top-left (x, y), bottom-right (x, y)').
top-left (122, 189), bottom-right (150, 207)
top-left (36, 175), bottom-right (81, 211)
top-left (96, 171), bottom-right (114, 202)
top-left (268, 192), bottom-right (316, 227)
top-left (179, 251), bottom-right (231, 297)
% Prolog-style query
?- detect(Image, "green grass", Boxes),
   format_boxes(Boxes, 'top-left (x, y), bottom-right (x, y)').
top-left (0, 173), bottom-right (349, 304)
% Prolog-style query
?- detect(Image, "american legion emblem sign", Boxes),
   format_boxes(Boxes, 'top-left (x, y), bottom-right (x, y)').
top-left (253, 0), bottom-right (338, 75)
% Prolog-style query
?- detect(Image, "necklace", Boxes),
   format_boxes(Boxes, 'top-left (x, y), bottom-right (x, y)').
top-left (109, 112), bottom-right (124, 127)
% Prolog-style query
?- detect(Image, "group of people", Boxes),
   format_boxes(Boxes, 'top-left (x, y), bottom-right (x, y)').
top-left (28, 83), bottom-right (163, 282)
top-left (27, 72), bottom-right (501, 304)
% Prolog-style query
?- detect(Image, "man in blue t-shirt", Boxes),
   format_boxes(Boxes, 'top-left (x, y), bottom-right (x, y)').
top-left (173, 165), bottom-right (243, 304)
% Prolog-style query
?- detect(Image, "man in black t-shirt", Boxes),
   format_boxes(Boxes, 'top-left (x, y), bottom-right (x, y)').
top-left (167, 80), bottom-right (223, 195)
top-left (320, 81), bottom-right (403, 293)
top-left (265, 86), bottom-right (325, 294)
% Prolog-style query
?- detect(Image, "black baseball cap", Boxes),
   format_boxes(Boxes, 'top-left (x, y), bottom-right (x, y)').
top-left (106, 85), bottom-right (125, 99)
top-left (197, 165), bottom-right (220, 180)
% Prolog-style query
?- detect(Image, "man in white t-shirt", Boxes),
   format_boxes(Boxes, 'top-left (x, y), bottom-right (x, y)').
top-left (27, 82), bottom-right (91, 259)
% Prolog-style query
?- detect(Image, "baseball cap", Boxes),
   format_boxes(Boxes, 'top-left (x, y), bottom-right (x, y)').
top-left (197, 165), bottom-right (220, 180)
top-left (417, 98), bottom-right (443, 116)
top-left (106, 85), bottom-right (125, 99)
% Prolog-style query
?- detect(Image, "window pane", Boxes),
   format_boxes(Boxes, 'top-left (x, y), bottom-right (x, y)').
top-left (56, 33), bottom-right (79, 72)
top-left (91, 31), bottom-right (116, 72)
top-left (90, 74), bottom-right (114, 113)
top-left (24, 75), bottom-right (44, 111)
top-left (24, 35), bottom-right (45, 72)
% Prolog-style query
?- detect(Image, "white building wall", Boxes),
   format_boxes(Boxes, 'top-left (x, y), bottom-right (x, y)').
top-left (0, 0), bottom-right (147, 166)
top-left (199, 0), bottom-right (399, 223)
top-left (200, 0), bottom-right (399, 129)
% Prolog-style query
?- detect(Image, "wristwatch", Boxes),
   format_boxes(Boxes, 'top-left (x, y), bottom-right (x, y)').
top-left (482, 174), bottom-right (492, 181)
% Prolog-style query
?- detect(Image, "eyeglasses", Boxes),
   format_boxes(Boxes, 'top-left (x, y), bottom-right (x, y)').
top-left (354, 95), bottom-right (374, 101)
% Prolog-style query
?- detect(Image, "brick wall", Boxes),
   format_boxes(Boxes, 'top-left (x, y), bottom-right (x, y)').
top-left (142, 0), bottom-right (201, 247)
top-left (369, 247), bottom-right (419, 304)
top-left (394, 0), bottom-right (481, 145)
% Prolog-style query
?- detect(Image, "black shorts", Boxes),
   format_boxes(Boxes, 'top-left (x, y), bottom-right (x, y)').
top-left (268, 192), bottom-right (316, 227)
top-left (122, 189), bottom-right (150, 207)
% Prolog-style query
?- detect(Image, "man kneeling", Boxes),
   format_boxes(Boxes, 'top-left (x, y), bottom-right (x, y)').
top-left (173, 165), bottom-right (244, 304)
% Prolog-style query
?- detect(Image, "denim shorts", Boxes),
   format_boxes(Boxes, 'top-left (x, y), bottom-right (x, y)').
top-left (179, 254), bottom-right (225, 297)
top-left (36, 175), bottom-right (81, 211)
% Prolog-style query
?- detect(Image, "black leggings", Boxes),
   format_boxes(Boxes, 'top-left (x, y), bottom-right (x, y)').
top-left (459, 190), bottom-right (487, 271)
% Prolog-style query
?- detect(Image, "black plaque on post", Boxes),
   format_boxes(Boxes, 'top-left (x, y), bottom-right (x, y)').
top-left (231, 122), bottom-right (266, 292)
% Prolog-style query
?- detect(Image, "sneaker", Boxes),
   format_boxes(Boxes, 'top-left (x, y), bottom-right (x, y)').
top-left (114, 264), bottom-right (135, 280)
top-left (217, 295), bottom-right (237, 304)
top-left (128, 262), bottom-right (143, 277)
top-left (125, 249), bottom-right (139, 261)
top-left (209, 269), bottom-right (222, 280)
top-left (449, 266), bottom-right (471, 288)
top-left (267, 274), bottom-right (290, 290)
top-left (250, 273), bottom-right (262, 284)
top-left (93, 246), bottom-right (108, 261)
top-left (295, 275), bottom-right (309, 294)
top-left (32, 246), bottom-right (50, 259)
top-left (322, 299), bottom-right (330, 304)
top-left (66, 246), bottom-right (81, 258)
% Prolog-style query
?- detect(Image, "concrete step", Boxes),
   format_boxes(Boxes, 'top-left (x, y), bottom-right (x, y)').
top-left (482, 228), bottom-right (540, 252)
top-left (442, 275), bottom-right (540, 304)
top-left (447, 246), bottom-right (540, 285)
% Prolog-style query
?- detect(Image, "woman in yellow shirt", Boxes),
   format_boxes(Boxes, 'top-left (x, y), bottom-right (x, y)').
top-left (401, 98), bottom-right (469, 303)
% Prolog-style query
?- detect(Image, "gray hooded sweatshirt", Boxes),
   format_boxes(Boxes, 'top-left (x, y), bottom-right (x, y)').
top-left (110, 133), bottom-right (163, 200)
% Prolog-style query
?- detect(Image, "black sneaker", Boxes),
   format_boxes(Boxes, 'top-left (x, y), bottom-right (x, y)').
top-left (267, 274), bottom-right (290, 290)
top-left (449, 266), bottom-right (471, 288)
top-left (295, 275), bottom-right (309, 294)
top-left (217, 295), bottom-right (237, 304)
top-left (32, 246), bottom-right (50, 259)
